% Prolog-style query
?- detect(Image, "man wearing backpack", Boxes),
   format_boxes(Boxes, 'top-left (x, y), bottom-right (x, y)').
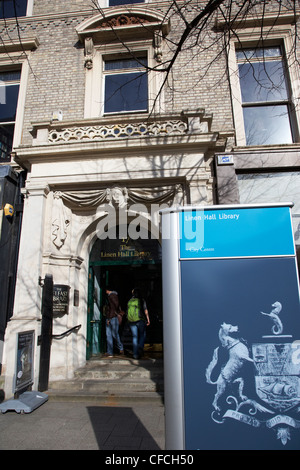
top-left (127, 288), bottom-right (150, 359)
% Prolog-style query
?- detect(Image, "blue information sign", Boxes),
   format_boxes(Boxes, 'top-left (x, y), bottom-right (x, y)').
top-left (178, 205), bottom-right (300, 449)
top-left (180, 206), bottom-right (295, 259)
top-left (181, 256), bottom-right (300, 449)
top-left (161, 204), bottom-right (300, 450)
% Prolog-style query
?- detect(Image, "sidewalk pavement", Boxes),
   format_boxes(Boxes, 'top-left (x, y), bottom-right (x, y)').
top-left (0, 397), bottom-right (165, 450)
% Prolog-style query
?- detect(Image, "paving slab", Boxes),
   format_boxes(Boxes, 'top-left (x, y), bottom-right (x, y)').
top-left (0, 398), bottom-right (165, 450)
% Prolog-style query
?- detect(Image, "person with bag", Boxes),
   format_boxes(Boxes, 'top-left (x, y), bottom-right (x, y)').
top-left (127, 287), bottom-right (150, 359)
top-left (105, 286), bottom-right (124, 358)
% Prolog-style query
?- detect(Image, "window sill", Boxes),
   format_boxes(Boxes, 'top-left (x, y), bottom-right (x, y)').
top-left (233, 142), bottom-right (300, 153)
top-left (103, 110), bottom-right (148, 117)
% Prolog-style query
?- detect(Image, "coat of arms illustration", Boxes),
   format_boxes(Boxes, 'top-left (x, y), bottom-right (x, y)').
top-left (206, 301), bottom-right (300, 446)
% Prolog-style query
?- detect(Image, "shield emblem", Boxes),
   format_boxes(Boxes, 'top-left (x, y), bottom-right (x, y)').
top-left (252, 342), bottom-right (300, 412)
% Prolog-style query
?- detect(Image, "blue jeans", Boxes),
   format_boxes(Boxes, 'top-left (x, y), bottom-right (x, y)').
top-left (129, 320), bottom-right (146, 359)
top-left (106, 316), bottom-right (123, 355)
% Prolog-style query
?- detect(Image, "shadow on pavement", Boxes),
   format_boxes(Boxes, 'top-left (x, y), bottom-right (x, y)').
top-left (87, 405), bottom-right (162, 450)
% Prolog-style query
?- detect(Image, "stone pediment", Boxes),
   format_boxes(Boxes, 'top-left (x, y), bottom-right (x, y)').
top-left (95, 14), bottom-right (151, 29)
top-left (76, 8), bottom-right (170, 43)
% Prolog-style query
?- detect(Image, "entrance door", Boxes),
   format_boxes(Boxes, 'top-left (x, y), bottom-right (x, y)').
top-left (87, 233), bottom-right (163, 358)
top-left (87, 266), bottom-right (106, 359)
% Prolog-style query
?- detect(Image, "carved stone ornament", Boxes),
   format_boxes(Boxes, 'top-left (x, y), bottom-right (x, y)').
top-left (106, 186), bottom-right (129, 208)
top-left (51, 184), bottom-right (184, 248)
top-left (99, 15), bottom-right (151, 29)
top-left (52, 192), bottom-right (70, 249)
top-left (48, 118), bottom-right (189, 144)
top-left (154, 31), bottom-right (163, 63)
top-left (84, 37), bottom-right (94, 70)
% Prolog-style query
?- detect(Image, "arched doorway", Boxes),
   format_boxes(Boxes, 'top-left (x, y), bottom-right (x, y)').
top-left (87, 228), bottom-right (162, 359)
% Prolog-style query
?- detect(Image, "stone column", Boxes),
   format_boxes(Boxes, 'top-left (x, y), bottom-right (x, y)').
top-left (2, 184), bottom-right (49, 398)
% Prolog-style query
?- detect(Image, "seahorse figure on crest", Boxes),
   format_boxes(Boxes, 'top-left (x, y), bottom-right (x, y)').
top-left (261, 301), bottom-right (283, 335)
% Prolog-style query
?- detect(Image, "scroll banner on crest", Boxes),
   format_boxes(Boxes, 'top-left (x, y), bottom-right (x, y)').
top-left (161, 204), bottom-right (300, 450)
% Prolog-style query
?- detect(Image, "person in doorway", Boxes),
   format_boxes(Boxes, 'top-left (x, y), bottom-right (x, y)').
top-left (127, 288), bottom-right (150, 359)
top-left (105, 287), bottom-right (124, 358)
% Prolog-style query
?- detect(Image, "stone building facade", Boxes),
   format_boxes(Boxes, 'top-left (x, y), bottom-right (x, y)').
top-left (0, 0), bottom-right (299, 398)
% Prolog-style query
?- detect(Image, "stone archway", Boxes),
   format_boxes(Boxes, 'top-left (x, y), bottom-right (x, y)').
top-left (87, 224), bottom-right (163, 359)
top-left (2, 182), bottom-right (185, 395)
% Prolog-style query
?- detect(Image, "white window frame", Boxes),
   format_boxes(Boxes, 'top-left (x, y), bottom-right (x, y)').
top-left (0, 59), bottom-right (29, 152)
top-left (228, 25), bottom-right (300, 147)
top-left (26, 0), bottom-right (34, 16)
top-left (84, 41), bottom-right (163, 118)
top-left (0, 36), bottom-right (38, 154)
top-left (0, 70), bottom-right (20, 160)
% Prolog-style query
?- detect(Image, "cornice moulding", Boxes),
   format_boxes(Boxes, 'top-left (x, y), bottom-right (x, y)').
top-left (15, 132), bottom-right (220, 160)
top-left (0, 37), bottom-right (39, 52)
top-left (215, 11), bottom-right (299, 31)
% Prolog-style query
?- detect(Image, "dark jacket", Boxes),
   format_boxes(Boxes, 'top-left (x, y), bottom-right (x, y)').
top-left (107, 291), bottom-right (120, 319)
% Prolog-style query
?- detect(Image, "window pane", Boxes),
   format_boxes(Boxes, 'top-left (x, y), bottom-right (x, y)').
top-left (243, 105), bottom-right (293, 145)
top-left (236, 46), bottom-right (281, 60)
top-left (0, 0), bottom-right (27, 18)
top-left (104, 72), bottom-right (148, 113)
top-left (0, 71), bottom-right (21, 82)
top-left (109, 0), bottom-right (144, 5)
top-left (105, 57), bottom-right (147, 71)
top-left (238, 172), bottom-right (300, 214)
top-left (0, 83), bottom-right (20, 121)
top-left (238, 61), bottom-right (288, 103)
top-left (0, 124), bottom-right (14, 161)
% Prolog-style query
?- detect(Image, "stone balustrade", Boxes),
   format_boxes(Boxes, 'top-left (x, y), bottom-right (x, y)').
top-left (31, 111), bottom-right (213, 146)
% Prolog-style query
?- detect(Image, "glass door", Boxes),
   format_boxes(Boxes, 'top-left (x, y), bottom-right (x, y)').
top-left (87, 266), bottom-right (106, 359)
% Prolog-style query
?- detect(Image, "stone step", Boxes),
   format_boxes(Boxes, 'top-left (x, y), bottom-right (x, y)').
top-left (75, 367), bottom-right (162, 380)
top-left (74, 357), bottom-right (163, 380)
top-left (46, 390), bottom-right (164, 405)
top-left (49, 377), bottom-right (163, 393)
top-left (46, 355), bottom-right (164, 404)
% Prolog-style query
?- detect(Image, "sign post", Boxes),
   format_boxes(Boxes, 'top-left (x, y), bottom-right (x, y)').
top-left (38, 274), bottom-right (53, 392)
top-left (161, 204), bottom-right (300, 450)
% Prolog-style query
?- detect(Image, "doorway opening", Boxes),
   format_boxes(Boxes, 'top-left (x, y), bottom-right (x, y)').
top-left (87, 231), bottom-right (162, 359)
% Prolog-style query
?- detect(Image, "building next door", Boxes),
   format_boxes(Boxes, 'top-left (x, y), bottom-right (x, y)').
top-left (87, 232), bottom-right (163, 359)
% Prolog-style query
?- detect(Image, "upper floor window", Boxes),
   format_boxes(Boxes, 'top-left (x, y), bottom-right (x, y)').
top-left (109, 0), bottom-right (144, 5)
top-left (236, 45), bottom-right (294, 146)
top-left (104, 55), bottom-right (148, 114)
top-left (0, 70), bottom-right (20, 161)
top-left (0, 0), bottom-right (28, 19)
top-left (78, 9), bottom-right (170, 119)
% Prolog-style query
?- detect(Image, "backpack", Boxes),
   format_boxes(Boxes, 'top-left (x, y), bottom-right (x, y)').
top-left (127, 298), bottom-right (141, 322)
